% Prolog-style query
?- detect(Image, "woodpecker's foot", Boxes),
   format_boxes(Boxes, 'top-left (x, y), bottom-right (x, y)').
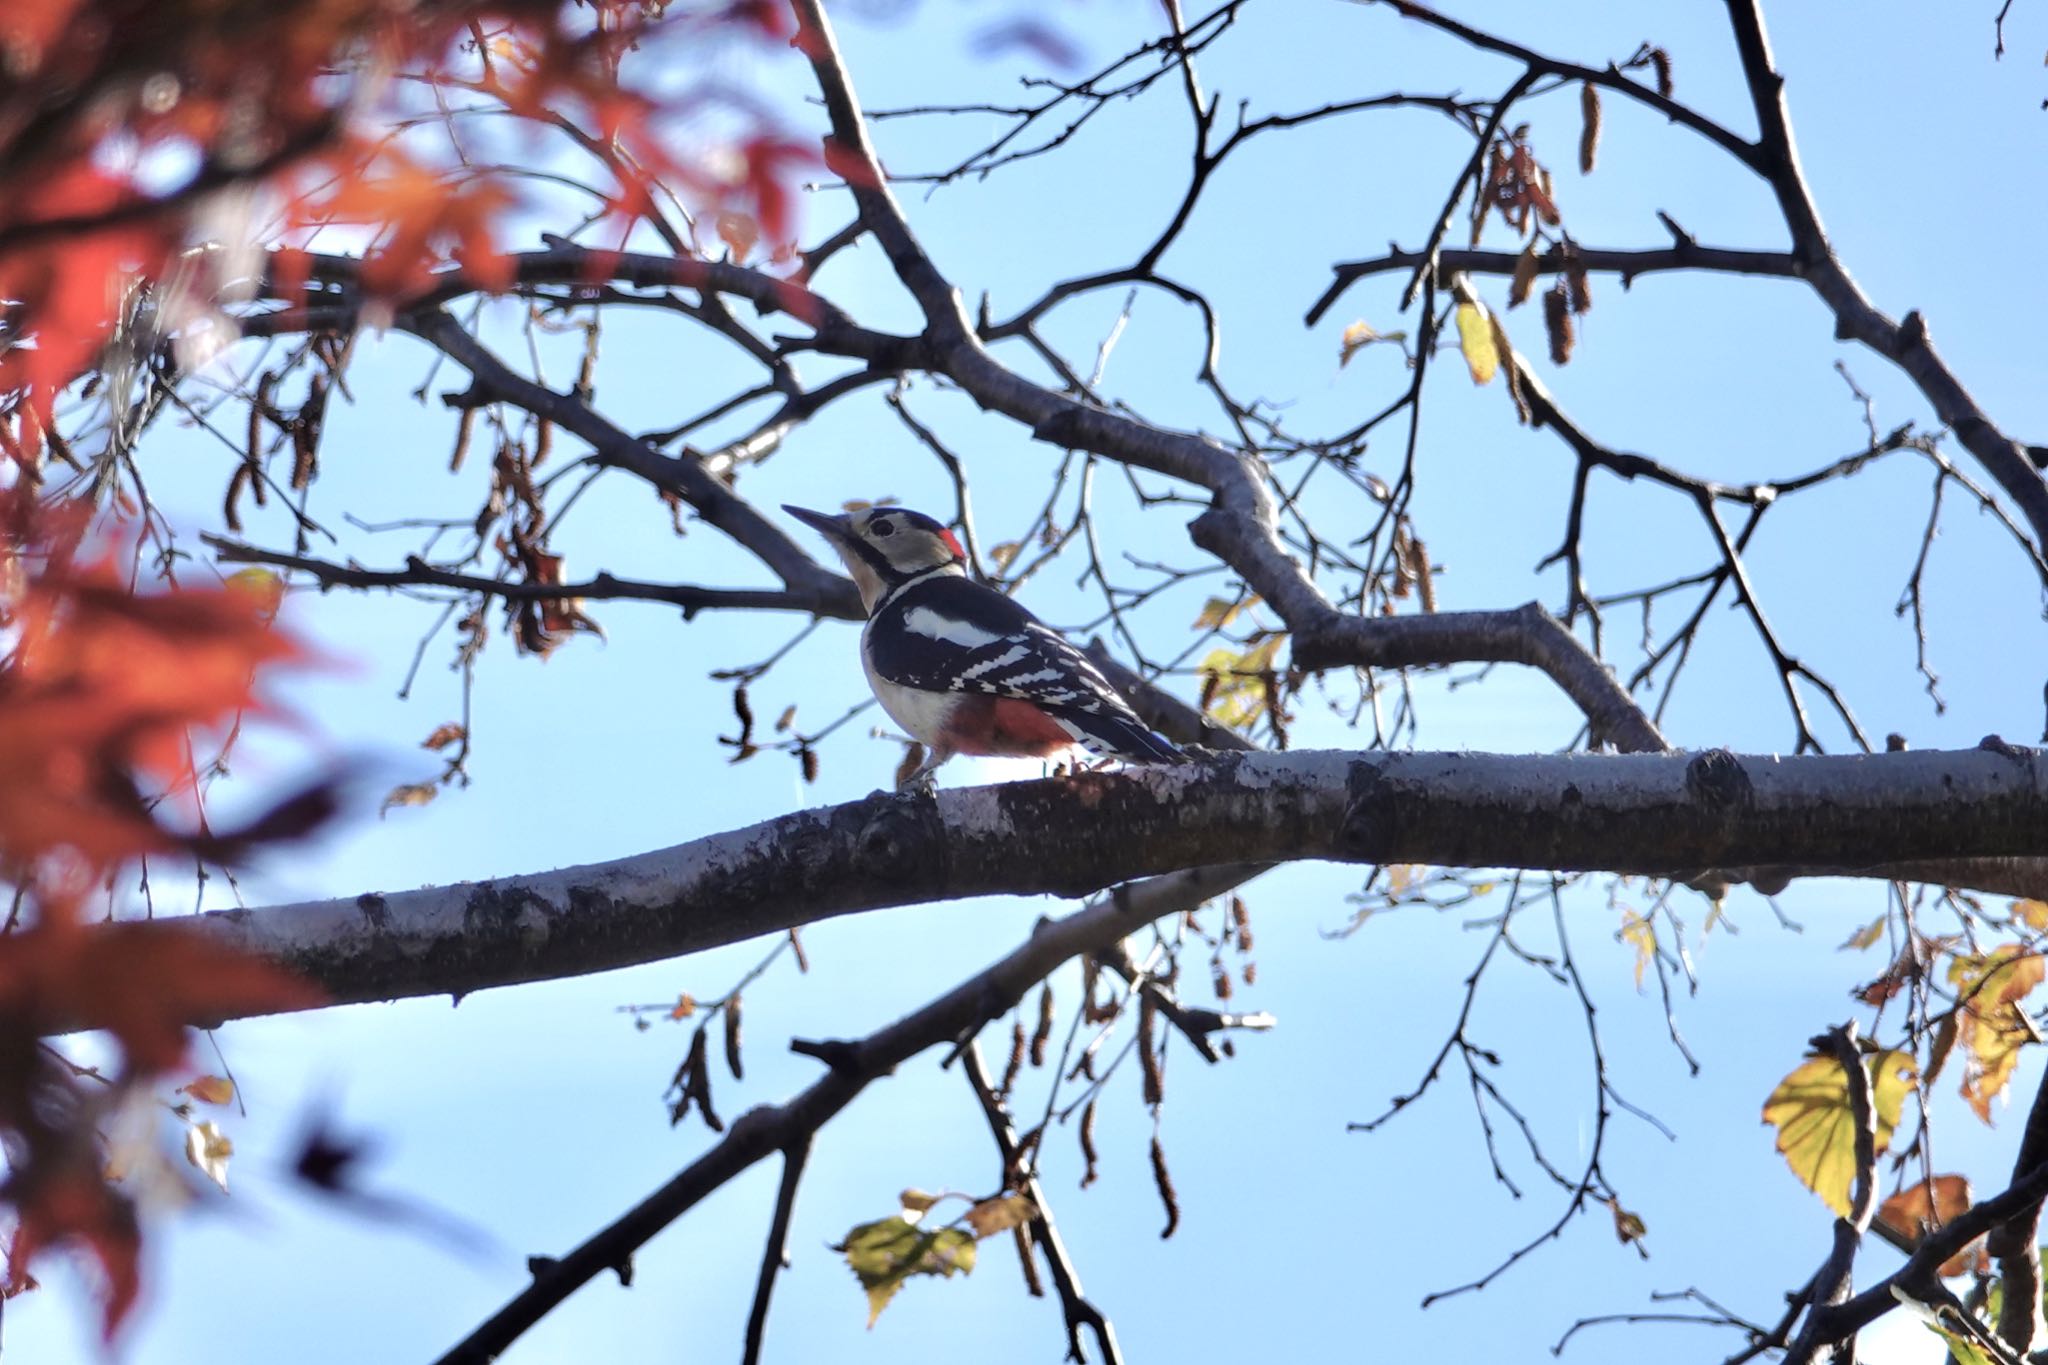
top-left (890, 769), bottom-right (939, 797)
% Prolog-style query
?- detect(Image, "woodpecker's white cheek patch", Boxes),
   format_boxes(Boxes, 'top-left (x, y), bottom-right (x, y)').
top-left (901, 606), bottom-right (1003, 649)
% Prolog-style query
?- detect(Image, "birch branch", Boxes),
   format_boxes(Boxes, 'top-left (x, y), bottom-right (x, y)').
top-left (177, 746), bottom-right (2048, 1023)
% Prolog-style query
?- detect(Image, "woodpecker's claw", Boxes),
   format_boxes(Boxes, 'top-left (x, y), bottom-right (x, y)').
top-left (895, 768), bottom-right (939, 796)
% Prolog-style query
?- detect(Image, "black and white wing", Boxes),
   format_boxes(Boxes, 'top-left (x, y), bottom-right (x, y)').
top-left (867, 577), bottom-right (1182, 763)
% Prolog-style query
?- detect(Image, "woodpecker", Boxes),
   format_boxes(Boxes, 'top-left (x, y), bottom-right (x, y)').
top-left (784, 503), bottom-right (1184, 789)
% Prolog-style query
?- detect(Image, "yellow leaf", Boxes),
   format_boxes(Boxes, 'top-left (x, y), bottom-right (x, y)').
top-left (1923, 1320), bottom-right (2001, 1365)
top-left (1948, 945), bottom-right (2046, 1122)
top-left (837, 1216), bottom-right (976, 1327)
top-left (963, 1193), bottom-right (1037, 1240)
top-left (1386, 864), bottom-right (1424, 896)
top-left (1339, 320), bottom-right (1378, 367)
top-left (1608, 1197), bottom-right (1647, 1249)
top-left (378, 781), bottom-right (438, 817)
top-left (2015, 899), bottom-right (2048, 932)
top-left (1618, 910), bottom-right (1655, 990)
top-left (1839, 915), bottom-right (1887, 952)
top-left (1192, 595), bottom-right (1260, 630)
top-left (1761, 1049), bottom-right (1917, 1217)
top-left (184, 1120), bottom-right (234, 1193)
top-left (225, 567), bottom-right (285, 622)
top-left (178, 1075), bottom-right (235, 1106)
top-left (988, 541), bottom-right (1022, 570)
top-left (1454, 302), bottom-right (1498, 385)
top-left (1196, 634), bottom-right (1286, 731)
top-left (898, 1188), bottom-right (940, 1216)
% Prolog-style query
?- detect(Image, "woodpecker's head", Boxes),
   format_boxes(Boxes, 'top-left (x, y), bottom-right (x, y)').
top-left (784, 504), bottom-right (967, 614)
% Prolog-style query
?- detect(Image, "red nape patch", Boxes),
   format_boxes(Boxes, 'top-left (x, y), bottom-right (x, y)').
top-left (945, 696), bottom-right (1074, 757)
top-left (939, 528), bottom-right (966, 562)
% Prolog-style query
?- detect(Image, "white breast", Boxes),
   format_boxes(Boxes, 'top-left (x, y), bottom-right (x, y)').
top-left (863, 621), bottom-right (959, 745)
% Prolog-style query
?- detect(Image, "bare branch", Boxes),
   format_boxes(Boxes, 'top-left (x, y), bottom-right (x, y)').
top-left (432, 863), bottom-right (1246, 1364)
top-left (740, 1137), bottom-right (810, 1365)
top-left (1308, 243), bottom-right (1801, 328)
top-left (1364, 1), bottom-right (1760, 166)
top-left (204, 534), bottom-right (861, 621)
top-left (962, 1040), bottom-right (1124, 1365)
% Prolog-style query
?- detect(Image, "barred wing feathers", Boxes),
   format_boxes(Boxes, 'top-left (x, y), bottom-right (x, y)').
top-left (867, 578), bottom-right (1181, 764)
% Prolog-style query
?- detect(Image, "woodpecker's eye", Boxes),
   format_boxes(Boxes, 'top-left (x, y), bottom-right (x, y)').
top-left (871, 520), bottom-right (895, 538)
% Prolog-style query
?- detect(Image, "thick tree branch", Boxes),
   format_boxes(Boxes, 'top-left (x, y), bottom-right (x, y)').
top-left (434, 862), bottom-right (1246, 1364)
top-left (172, 747), bottom-right (2048, 1025)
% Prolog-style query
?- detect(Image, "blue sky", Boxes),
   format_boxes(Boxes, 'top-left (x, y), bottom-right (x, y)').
top-left (14, 2), bottom-right (2048, 1362)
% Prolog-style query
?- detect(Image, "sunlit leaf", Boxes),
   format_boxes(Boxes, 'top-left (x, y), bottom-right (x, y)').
top-left (1339, 320), bottom-right (1378, 367)
top-left (419, 723), bottom-right (467, 751)
top-left (1454, 302), bottom-right (1498, 385)
top-left (380, 781), bottom-right (439, 816)
top-left (1196, 634), bottom-right (1286, 731)
top-left (223, 568), bottom-right (285, 622)
top-left (2015, 899), bottom-right (2048, 932)
top-left (184, 1122), bottom-right (233, 1193)
top-left (716, 209), bottom-right (760, 262)
top-left (1761, 1049), bottom-right (1917, 1217)
top-left (963, 1193), bottom-right (1036, 1240)
top-left (1618, 910), bottom-right (1655, 990)
top-left (898, 1188), bottom-right (939, 1216)
top-left (1948, 945), bottom-right (2046, 1122)
top-left (1924, 1320), bottom-right (2000, 1365)
top-left (1192, 595), bottom-right (1259, 630)
top-left (1875, 1175), bottom-right (1986, 1278)
top-left (178, 1076), bottom-right (235, 1107)
top-left (838, 1216), bottom-right (976, 1327)
top-left (1839, 915), bottom-right (1887, 952)
top-left (1608, 1197), bottom-right (1647, 1253)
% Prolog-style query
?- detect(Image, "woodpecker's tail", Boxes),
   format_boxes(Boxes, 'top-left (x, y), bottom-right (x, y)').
top-left (1054, 708), bottom-right (1184, 765)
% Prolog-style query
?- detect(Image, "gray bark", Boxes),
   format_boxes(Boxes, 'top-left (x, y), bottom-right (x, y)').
top-left (179, 745), bottom-right (2048, 1022)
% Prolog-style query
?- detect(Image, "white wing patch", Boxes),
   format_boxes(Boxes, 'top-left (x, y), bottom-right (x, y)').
top-left (901, 605), bottom-right (1003, 649)
top-left (957, 643), bottom-right (1032, 681)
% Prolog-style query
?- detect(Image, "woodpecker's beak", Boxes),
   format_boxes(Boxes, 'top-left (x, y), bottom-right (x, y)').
top-left (783, 504), bottom-right (853, 543)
